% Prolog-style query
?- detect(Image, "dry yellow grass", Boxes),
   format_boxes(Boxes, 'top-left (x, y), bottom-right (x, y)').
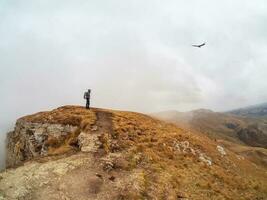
top-left (111, 110), bottom-right (267, 199)
top-left (21, 105), bottom-right (96, 126)
top-left (19, 106), bottom-right (267, 199)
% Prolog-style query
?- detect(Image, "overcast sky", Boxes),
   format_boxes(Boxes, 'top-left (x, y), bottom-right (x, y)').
top-left (0, 0), bottom-right (267, 167)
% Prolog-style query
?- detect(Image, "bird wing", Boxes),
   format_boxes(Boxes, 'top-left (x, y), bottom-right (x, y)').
top-left (200, 43), bottom-right (205, 47)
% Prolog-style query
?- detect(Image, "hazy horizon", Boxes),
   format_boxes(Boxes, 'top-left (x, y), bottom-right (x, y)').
top-left (1, 0), bottom-right (267, 169)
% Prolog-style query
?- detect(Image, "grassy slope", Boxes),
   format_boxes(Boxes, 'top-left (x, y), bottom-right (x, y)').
top-left (111, 110), bottom-right (267, 199)
top-left (18, 106), bottom-right (267, 199)
top-left (153, 110), bottom-right (267, 146)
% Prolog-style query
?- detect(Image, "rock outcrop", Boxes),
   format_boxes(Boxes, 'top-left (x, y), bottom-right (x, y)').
top-left (237, 124), bottom-right (267, 148)
top-left (6, 106), bottom-right (96, 168)
top-left (6, 120), bottom-right (78, 168)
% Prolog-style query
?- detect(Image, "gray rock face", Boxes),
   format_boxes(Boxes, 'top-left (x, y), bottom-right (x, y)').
top-left (237, 125), bottom-right (267, 148)
top-left (6, 119), bottom-right (78, 168)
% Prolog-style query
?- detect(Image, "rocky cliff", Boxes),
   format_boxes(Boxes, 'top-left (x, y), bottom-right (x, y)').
top-left (1, 106), bottom-right (267, 200)
top-left (6, 121), bottom-right (78, 167)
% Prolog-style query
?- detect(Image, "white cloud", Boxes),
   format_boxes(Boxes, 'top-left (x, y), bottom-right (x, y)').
top-left (1, 0), bottom-right (266, 112)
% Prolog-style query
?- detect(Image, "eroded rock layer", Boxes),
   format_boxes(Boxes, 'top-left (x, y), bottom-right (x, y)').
top-left (6, 120), bottom-right (78, 167)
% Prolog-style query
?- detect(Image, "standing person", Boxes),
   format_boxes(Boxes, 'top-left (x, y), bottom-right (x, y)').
top-left (83, 89), bottom-right (91, 109)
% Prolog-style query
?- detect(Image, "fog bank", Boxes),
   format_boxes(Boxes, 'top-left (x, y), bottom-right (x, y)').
top-left (1, 0), bottom-right (267, 169)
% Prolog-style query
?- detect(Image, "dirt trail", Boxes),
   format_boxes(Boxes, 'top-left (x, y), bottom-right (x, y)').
top-left (77, 109), bottom-right (114, 155)
top-left (34, 111), bottom-right (122, 200)
top-left (93, 110), bottom-right (113, 136)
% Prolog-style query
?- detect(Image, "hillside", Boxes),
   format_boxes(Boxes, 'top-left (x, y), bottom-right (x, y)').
top-left (228, 102), bottom-right (267, 118)
top-left (1, 106), bottom-right (267, 200)
top-left (153, 109), bottom-right (267, 148)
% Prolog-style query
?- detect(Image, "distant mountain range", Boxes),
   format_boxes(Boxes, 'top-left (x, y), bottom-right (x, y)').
top-left (228, 102), bottom-right (267, 118)
top-left (152, 105), bottom-right (267, 169)
top-left (153, 102), bottom-right (267, 148)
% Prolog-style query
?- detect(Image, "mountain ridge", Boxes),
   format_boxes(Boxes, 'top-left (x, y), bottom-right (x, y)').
top-left (227, 102), bottom-right (267, 118)
top-left (153, 108), bottom-right (267, 148)
top-left (1, 105), bottom-right (267, 199)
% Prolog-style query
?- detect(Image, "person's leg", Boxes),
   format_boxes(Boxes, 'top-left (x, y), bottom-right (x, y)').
top-left (86, 99), bottom-right (89, 109)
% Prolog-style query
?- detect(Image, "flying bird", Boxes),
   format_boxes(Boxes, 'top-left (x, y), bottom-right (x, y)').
top-left (192, 43), bottom-right (206, 48)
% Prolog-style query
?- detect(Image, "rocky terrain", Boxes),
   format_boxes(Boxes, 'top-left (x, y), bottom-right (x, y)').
top-left (1, 106), bottom-right (267, 200)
